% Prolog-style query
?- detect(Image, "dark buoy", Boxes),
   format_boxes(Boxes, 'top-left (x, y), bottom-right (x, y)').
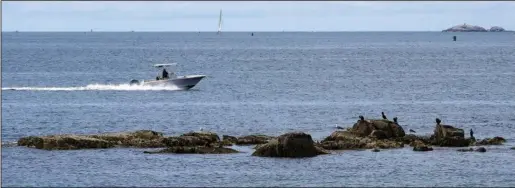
top-left (453, 36), bottom-right (457, 41)
top-left (251, 32), bottom-right (254, 36)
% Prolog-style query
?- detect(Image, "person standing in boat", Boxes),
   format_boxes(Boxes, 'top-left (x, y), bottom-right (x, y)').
top-left (162, 68), bottom-right (169, 79)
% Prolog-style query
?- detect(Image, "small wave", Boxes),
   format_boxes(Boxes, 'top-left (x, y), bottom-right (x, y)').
top-left (2, 83), bottom-right (182, 91)
top-left (1, 141), bottom-right (18, 148)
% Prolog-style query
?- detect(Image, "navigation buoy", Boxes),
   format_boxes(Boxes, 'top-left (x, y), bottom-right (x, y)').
top-left (251, 32), bottom-right (254, 36)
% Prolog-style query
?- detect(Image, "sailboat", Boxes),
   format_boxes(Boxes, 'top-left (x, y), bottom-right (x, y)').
top-left (217, 9), bottom-right (222, 35)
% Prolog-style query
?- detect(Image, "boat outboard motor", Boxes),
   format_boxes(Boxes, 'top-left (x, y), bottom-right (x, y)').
top-left (129, 79), bottom-right (140, 86)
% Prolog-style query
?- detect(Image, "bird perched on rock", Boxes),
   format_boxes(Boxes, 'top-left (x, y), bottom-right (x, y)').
top-left (335, 125), bottom-right (344, 129)
top-left (359, 115), bottom-right (365, 121)
top-left (381, 112), bottom-right (388, 120)
top-left (409, 129), bottom-right (416, 133)
top-left (435, 118), bottom-right (441, 125)
top-left (393, 117), bottom-right (398, 124)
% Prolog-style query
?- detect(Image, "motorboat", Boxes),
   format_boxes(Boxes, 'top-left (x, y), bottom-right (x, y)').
top-left (129, 63), bottom-right (206, 90)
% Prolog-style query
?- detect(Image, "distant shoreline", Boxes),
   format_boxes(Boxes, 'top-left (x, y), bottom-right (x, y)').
top-left (3, 31), bottom-right (514, 33)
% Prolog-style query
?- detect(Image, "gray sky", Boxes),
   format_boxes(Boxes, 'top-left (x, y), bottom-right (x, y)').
top-left (2, 1), bottom-right (515, 31)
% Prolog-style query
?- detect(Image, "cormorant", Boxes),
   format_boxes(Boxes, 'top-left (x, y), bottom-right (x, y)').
top-left (470, 129), bottom-right (474, 138)
top-left (381, 112), bottom-right (387, 120)
top-left (393, 117), bottom-right (398, 124)
top-left (436, 118), bottom-right (441, 125)
top-left (359, 115), bottom-right (364, 121)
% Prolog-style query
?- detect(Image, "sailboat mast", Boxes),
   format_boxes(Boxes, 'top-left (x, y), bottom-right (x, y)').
top-left (217, 9), bottom-right (222, 34)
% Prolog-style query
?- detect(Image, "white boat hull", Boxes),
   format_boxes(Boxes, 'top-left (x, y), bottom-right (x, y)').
top-left (131, 75), bottom-right (206, 90)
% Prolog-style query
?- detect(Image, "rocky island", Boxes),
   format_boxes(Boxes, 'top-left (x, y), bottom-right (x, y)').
top-left (442, 23), bottom-right (511, 32)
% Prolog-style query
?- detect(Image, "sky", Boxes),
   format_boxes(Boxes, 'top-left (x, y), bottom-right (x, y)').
top-left (2, 1), bottom-right (515, 32)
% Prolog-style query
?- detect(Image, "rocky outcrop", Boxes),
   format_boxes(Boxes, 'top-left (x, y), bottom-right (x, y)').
top-left (17, 130), bottom-right (166, 150)
top-left (18, 135), bottom-right (115, 150)
top-left (351, 118), bottom-right (405, 139)
top-left (430, 119), bottom-right (471, 147)
top-left (442, 24), bottom-right (487, 32)
top-left (489, 26), bottom-right (506, 32)
top-left (163, 131), bottom-right (223, 147)
top-left (144, 146), bottom-right (239, 154)
top-left (234, 134), bottom-right (275, 145)
top-left (318, 115), bottom-right (406, 151)
top-left (474, 137), bottom-right (506, 146)
top-left (252, 132), bottom-right (329, 158)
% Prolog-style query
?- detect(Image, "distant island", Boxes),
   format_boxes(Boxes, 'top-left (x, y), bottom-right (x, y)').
top-left (442, 23), bottom-right (512, 32)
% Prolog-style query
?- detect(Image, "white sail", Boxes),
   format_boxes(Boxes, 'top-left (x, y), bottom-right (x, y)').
top-left (217, 9), bottom-right (222, 34)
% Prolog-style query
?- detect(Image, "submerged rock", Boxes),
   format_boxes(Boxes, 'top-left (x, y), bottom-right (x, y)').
top-left (252, 132), bottom-right (329, 158)
top-left (412, 140), bottom-right (433, 152)
top-left (144, 146), bottom-right (239, 154)
top-left (457, 147), bottom-right (486, 152)
top-left (371, 148), bottom-right (380, 152)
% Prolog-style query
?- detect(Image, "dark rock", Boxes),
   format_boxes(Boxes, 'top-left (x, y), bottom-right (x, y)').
top-left (371, 148), bottom-right (380, 152)
top-left (252, 132), bottom-right (329, 158)
top-left (431, 123), bottom-right (470, 147)
top-left (369, 130), bottom-right (388, 140)
top-left (144, 146), bottom-right (239, 154)
top-left (89, 130), bottom-right (166, 148)
top-left (457, 147), bottom-right (486, 152)
top-left (475, 147), bottom-right (486, 152)
top-left (510, 147), bottom-right (515, 150)
top-left (413, 145), bottom-right (433, 152)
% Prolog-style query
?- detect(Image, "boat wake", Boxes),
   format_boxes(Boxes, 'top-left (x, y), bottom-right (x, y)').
top-left (2, 83), bottom-right (182, 91)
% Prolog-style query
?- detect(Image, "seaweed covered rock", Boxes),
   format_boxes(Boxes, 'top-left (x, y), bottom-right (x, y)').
top-left (18, 135), bottom-right (115, 150)
top-left (252, 132), bottom-right (329, 158)
top-left (144, 146), bottom-right (239, 154)
top-left (475, 137), bottom-right (506, 146)
top-left (89, 130), bottom-right (166, 148)
top-left (163, 131), bottom-right (222, 147)
top-left (430, 118), bottom-right (470, 147)
top-left (412, 140), bottom-right (433, 152)
top-left (236, 134), bottom-right (275, 145)
top-left (17, 130), bottom-right (168, 150)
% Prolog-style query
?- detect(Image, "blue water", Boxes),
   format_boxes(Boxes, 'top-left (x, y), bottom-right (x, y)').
top-left (2, 32), bottom-right (515, 187)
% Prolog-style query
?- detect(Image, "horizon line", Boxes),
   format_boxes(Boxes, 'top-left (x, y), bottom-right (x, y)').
top-left (2, 30), bottom-right (445, 32)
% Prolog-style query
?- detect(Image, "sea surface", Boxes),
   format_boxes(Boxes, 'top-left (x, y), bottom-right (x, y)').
top-left (2, 32), bottom-right (515, 187)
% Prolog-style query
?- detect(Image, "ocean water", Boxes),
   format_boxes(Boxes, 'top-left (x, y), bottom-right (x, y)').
top-left (2, 32), bottom-right (515, 187)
